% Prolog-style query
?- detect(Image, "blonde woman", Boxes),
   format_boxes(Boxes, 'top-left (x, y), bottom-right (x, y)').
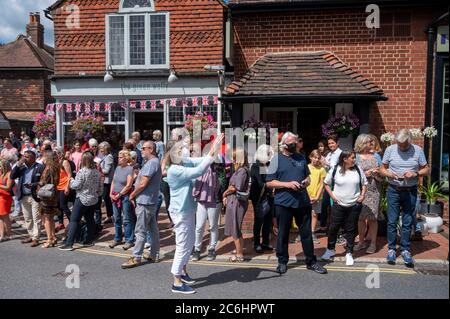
top-left (354, 134), bottom-right (383, 254)
top-left (0, 159), bottom-right (14, 241)
top-left (223, 148), bottom-right (250, 263)
top-left (109, 150), bottom-right (135, 249)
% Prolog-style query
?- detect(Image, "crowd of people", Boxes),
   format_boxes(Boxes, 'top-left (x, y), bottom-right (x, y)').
top-left (0, 127), bottom-right (429, 294)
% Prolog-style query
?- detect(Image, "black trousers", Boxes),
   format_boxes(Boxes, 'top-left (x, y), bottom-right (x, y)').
top-left (161, 180), bottom-right (173, 224)
top-left (252, 200), bottom-right (273, 247)
top-left (327, 203), bottom-right (363, 253)
top-left (320, 191), bottom-right (331, 228)
top-left (58, 190), bottom-right (72, 224)
top-left (102, 183), bottom-right (113, 218)
top-left (275, 205), bottom-right (316, 266)
top-left (66, 198), bottom-right (96, 246)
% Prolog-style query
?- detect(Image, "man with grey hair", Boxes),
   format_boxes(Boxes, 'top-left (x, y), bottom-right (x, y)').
top-left (132, 131), bottom-right (143, 151)
top-left (122, 141), bottom-right (162, 269)
top-left (380, 128), bottom-right (429, 267)
top-left (267, 132), bottom-right (327, 275)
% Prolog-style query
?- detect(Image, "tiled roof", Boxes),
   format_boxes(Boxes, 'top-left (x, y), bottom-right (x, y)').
top-left (51, 0), bottom-right (224, 75)
top-left (223, 51), bottom-right (386, 99)
top-left (0, 35), bottom-right (54, 69)
top-left (2, 111), bottom-right (42, 121)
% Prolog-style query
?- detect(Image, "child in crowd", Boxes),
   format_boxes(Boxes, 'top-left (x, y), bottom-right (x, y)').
top-left (307, 150), bottom-right (327, 244)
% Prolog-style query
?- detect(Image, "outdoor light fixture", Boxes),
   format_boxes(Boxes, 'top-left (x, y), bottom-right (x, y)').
top-left (104, 65), bottom-right (115, 83)
top-left (168, 68), bottom-right (178, 83)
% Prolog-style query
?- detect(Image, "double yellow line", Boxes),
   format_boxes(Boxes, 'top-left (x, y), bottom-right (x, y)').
top-left (79, 247), bottom-right (416, 275)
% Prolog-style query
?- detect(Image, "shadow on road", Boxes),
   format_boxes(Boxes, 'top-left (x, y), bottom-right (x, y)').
top-left (191, 267), bottom-right (280, 289)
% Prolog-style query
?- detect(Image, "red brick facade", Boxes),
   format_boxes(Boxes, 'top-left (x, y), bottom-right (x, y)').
top-left (232, 6), bottom-right (445, 137)
top-left (50, 0), bottom-right (225, 76)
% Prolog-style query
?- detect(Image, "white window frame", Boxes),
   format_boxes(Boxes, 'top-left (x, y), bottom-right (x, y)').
top-left (105, 11), bottom-right (170, 70)
top-left (120, 0), bottom-right (155, 13)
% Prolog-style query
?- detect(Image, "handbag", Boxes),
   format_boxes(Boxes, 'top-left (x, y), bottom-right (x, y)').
top-left (37, 171), bottom-right (55, 199)
top-left (255, 184), bottom-right (271, 218)
top-left (236, 190), bottom-right (250, 202)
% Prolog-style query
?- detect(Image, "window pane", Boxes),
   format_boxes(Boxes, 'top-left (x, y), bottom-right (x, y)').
top-left (109, 16), bottom-right (125, 65)
top-left (130, 15), bottom-right (146, 65)
top-left (122, 0), bottom-right (152, 9)
top-left (150, 14), bottom-right (166, 65)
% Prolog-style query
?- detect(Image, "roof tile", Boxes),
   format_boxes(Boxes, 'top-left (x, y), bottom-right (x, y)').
top-left (223, 51), bottom-right (385, 98)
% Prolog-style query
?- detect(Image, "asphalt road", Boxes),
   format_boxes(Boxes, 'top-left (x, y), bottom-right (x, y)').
top-left (0, 239), bottom-right (448, 299)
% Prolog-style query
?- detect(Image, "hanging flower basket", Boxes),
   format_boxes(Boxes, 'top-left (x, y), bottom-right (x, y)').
top-left (32, 113), bottom-right (56, 139)
top-left (184, 111), bottom-right (217, 135)
top-left (321, 113), bottom-right (360, 138)
top-left (70, 114), bottom-right (106, 142)
top-left (241, 115), bottom-right (273, 142)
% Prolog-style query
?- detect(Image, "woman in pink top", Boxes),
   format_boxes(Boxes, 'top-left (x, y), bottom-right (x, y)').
top-left (70, 140), bottom-right (83, 172)
top-left (0, 138), bottom-right (18, 161)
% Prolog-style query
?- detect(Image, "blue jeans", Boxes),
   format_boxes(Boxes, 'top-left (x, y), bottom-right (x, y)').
top-left (66, 199), bottom-right (96, 246)
top-left (146, 192), bottom-right (163, 244)
top-left (412, 195), bottom-right (421, 232)
top-left (112, 195), bottom-right (135, 244)
top-left (387, 186), bottom-right (418, 252)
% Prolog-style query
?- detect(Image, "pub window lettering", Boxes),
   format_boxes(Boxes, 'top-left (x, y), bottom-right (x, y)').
top-left (106, 0), bottom-right (169, 70)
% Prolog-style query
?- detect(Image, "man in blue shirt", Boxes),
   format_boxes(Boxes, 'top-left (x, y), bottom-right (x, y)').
top-left (381, 129), bottom-right (429, 267)
top-left (11, 150), bottom-right (44, 247)
top-left (267, 132), bottom-right (327, 275)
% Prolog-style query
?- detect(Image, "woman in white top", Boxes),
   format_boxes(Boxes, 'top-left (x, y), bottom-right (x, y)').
top-left (320, 151), bottom-right (368, 266)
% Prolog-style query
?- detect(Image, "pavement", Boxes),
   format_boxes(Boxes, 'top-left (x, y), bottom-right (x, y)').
top-left (9, 207), bottom-right (449, 266)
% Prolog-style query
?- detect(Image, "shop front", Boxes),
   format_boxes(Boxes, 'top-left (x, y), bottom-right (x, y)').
top-left (51, 76), bottom-right (231, 149)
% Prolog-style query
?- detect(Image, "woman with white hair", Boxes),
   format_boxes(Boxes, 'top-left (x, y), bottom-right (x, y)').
top-left (353, 134), bottom-right (383, 254)
top-left (250, 144), bottom-right (275, 253)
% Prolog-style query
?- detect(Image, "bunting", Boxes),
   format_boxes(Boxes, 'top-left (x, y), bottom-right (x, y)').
top-left (46, 96), bottom-right (219, 113)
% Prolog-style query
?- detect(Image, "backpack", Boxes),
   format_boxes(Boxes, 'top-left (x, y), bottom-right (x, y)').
top-left (331, 165), bottom-right (363, 191)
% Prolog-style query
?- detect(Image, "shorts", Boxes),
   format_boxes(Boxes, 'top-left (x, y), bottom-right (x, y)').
top-left (311, 200), bottom-right (322, 215)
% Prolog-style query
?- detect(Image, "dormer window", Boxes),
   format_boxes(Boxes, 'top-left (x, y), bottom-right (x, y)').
top-left (106, 0), bottom-right (169, 70)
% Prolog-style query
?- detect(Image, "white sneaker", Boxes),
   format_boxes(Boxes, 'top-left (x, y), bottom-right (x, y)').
top-left (320, 249), bottom-right (335, 261)
top-left (144, 243), bottom-right (151, 249)
top-left (345, 253), bottom-right (354, 266)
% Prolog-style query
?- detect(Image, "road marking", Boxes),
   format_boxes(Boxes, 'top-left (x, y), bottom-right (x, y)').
top-left (78, 247), bottom-right (416, 275)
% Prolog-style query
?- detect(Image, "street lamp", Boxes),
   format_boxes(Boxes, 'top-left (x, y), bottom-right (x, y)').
top-left (168, 67), bottom-right (178, 83)
top-left (104, 65), bottom-right (115, 83)
top-left (204, 65), bottom-right (225, 135)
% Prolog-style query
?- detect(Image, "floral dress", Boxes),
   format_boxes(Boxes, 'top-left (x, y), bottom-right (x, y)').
top-left (358, 155), bottom-right (381, 221)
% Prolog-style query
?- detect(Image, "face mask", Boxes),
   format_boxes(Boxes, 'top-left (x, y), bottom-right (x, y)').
top-left (285, 143), bottom-right (297, 154)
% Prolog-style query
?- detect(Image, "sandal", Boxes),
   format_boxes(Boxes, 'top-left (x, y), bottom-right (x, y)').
top-left (366, 244), bottom-right (377, 254)
top-left (228, 255), bottom-right (245, 263)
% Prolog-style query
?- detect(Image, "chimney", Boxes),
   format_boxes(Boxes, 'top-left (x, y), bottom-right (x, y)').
top-left (26, 12), bottom-right (44, 48)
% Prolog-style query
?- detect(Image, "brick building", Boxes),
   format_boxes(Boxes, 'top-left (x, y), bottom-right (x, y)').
top-left (0, 13), bottom-right (54, 136)
top-left (46, 0), bottom-right (229, 149)
top-left (222, 0), bottom-right (448, 231)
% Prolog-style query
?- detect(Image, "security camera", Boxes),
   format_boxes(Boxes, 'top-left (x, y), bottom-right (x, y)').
top-left (204, 65), bottom-right (225, 72)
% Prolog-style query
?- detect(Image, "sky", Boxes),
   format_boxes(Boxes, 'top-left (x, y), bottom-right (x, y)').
top-left (0, 0), bottom-right (57, 46)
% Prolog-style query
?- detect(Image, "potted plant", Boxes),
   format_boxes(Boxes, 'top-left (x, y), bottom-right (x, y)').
top-left (377, 181), bottom-right (389, 237)
top-left (321, 113), bottom-right (360, 138)
top-left (419, 178), bottom-right (449, 217)
top-left (70, 114), bottom-right (106, 142)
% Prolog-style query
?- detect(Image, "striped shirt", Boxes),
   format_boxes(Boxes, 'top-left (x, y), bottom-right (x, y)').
top-left (382, 144), bottom-right (427, 187)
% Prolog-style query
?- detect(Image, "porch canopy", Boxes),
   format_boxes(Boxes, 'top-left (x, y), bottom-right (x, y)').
top-left (222, 51), bottom-right (387, 102)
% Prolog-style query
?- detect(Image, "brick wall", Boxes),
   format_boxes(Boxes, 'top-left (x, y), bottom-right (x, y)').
top-left (232, 6), bottom-right (446, 137)
top-left (51, 0), bottom-right (224, 76)
top-left (231, 6), bottom-right (447, 233)
top-left (0, 70), bottom-right (48, 111)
